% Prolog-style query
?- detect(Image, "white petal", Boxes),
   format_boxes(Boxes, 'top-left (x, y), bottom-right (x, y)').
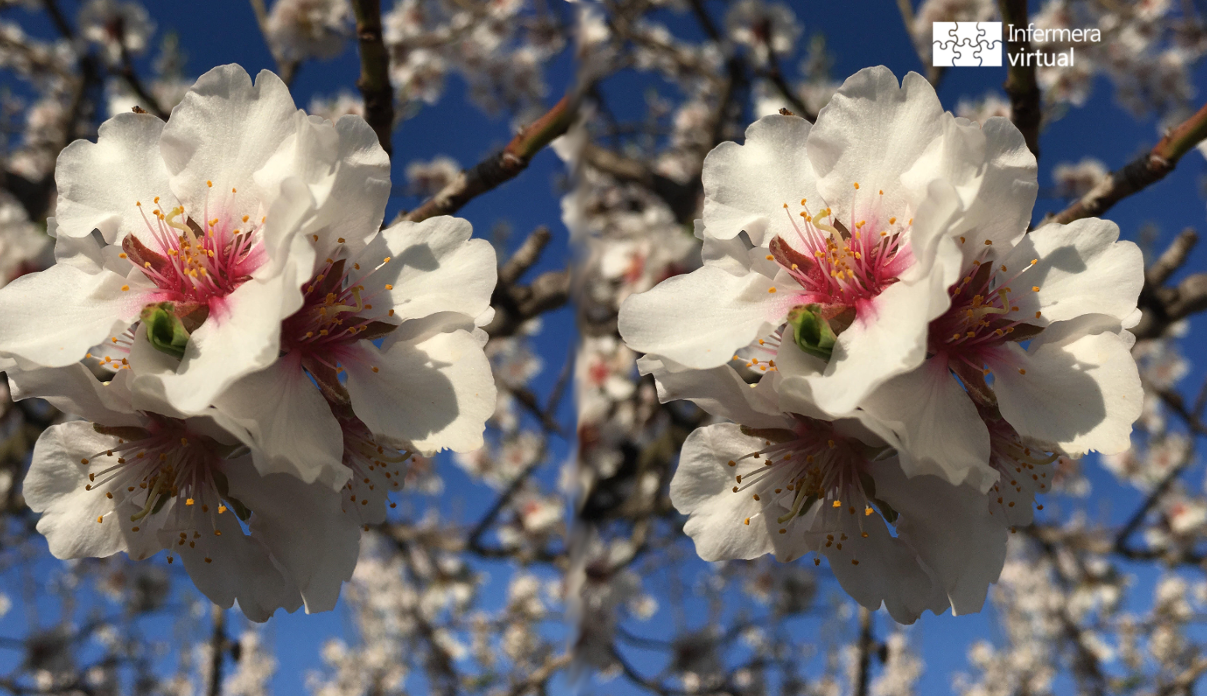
top-left (819, 503), bottom-right (946, 624)
top-left (900, 112), bottom-right (987, 213)
top-left (344, 329), bottom-right (495, 453)
top-left (175, 487), bottom-right (303, 623)
top-left (618, 265), bottom-right (779, 370)
top-left (1004, 218), bottom-right (1143, 325)
top-left (809, 67), bottom-right (945, 217)
top-left (305, 116), bottom-right (392, 261)
top-left (875, 462), bottom-right (1006, 615)
top-left (26, 423), bottom-right (132, 559)
top-left (640, 358), bottom-right (790, 429)
top-left (0, 264), bottom-right (143, 369)
top-left (860, 358), bottom-right (996, 491)
top-left (9, 363), bottom-right (143, 428)
top-left (226, 464), bottom-right (360, 614)
top-left (373, 216), bottom-right (497, 323)
top-left (160, 65), bottom-right (299, 217)
top-left (212, 356), bottom-right (350, 489)
top-left (669, 424), bottom-right (775, 561)
top-left (990, 325), bottom-right (1142, 455)
top-left (54, 113), bottom-right (174, 243)
top-left (700, 114), bottom-right (820, 246)
top-left (945, 118), bottom-right (1037, 250)
top-left (799, 268), bottom-right (947, 415)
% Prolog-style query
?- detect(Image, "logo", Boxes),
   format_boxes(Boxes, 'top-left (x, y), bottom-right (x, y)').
top-left (932, 22), bottom-right (1003, 67)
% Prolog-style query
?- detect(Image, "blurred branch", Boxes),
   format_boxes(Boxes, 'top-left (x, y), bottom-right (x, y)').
top-left (999, 0), bottom-right (1041, 160)
top-left (248, 0), bottom-right (300, 85)
top-left (466, 458), bottom-right (545, 553)
top-left (506, 652), bottom-right (572, 696)
top-left (206, 606), bottom-right (225, 696)
top-left (485, 226), bottom-right (571, 340)
top-left (1133, 230), bottom-right (1207, 340)
top-left (350, 0), bottom-right (395, 156)
top-left (405, 93), bottom-right (579, 223)
top-left (118, 44), bottom-right (168, 120)
top-left (498, 226), bottom-right (553, 287)
top-left (1113, 434), bottom-right (1198, 554)
top-left (755, 20), bottom-right (816, 123)
top-left (1156, 655), bottom-right (1207, 696)
top-left (580, 144), bottom-right (698, 222)
top-left (897, 0), bottom-right (944, 86)
top-left (854, 607), bottom-right (874, 696)
top-left (1048, 102), bottom-right (1207, 226)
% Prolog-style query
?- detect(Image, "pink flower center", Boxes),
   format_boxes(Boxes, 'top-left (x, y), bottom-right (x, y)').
top-left (127, 187), bottom-right (267, 313)
top-left (280, 253), bottom-right (394, 364)
top-left (771, 194), bottom-right (914, 312)
top-left (927, 254), bottom-right (1040, 375)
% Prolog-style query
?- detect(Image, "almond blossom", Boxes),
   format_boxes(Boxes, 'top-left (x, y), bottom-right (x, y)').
top-left (14, 363), bottom-right (360, 620)
top-left (846, 217), bottom-right (1144, 487)
top-left (0, 64), bottom-right (381, 418)
top-left (656, 357), bottom-right (1006, 622)
top-left (205, 214), bottom-right (498, 487)
top-left (619, 66), bottom-right (1036, 417)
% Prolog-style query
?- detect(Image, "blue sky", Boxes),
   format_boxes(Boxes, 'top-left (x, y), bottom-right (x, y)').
top-left (4, 0), bottom-right (1207, 693)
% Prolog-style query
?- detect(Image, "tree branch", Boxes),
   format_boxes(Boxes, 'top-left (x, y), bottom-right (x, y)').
top-left (854, 607), bottom-right (874, 696)
top-left (206, 606), bottom-right (225, 696)
top-left (1048, 101), bottom-right (1207, 226)
top-left (404, 94), bottom-right (578, 223)
top-left (350, 0), bottom-right (394, 156)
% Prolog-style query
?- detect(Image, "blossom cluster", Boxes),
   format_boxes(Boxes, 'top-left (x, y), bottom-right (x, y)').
top-left (0, 64), bottom-right (498, 620)
top-left (617, 66), bottom-right (1145, 623)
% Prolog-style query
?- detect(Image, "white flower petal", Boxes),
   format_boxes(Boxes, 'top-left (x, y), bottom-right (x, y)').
top-left (0, 263), bottom-right (142, 369)
top-left (130, 269), bottom-right (300, 414)
top-left (160, 65), bottom-right (299, 217)
top-left (618, 265), bottom-right (779, 370)
top-left (374, 216), bottom-right (497, 323)
top-left (799, 268), bottom-right (947, 414)
top-left (947, 117), bottom-right (1037, 250)
top-left (9, 363), bottom-right (143, 428)
top-left (25, 422), bottom-right (133, 559)
top-left (226, 464), bottom-right (360, 614)
top-left (640, 358), bottom-right (790, 429)
top-left (875, 462), bottom-right (1006, 615)
top-left (808, 67), bottom-right (945, 216)
top-left (212, 356), bottom-right (350, 489)
top-left (174, 488), bottom-right (303, 623)
top-left (991, 325), bottom-right (1142, 455)
top-left (344, 329), bottom-right (495, 453)
top-left (1005, 217), bottom-right (1143, 325)
top-left (670, 423), bottom-right (776, 561)
top-left (819, 503), bottom-right (946, 624)
top-left (54, 113), bottom-right (174, 243)
top-left (860, 358), bottom-right (996, 491)
top-left (700, 114), bottom-right (820, 246)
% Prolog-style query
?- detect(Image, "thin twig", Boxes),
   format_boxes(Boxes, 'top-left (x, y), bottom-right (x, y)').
top-left (1048, 101), bottom-right (1207, 226)
top-left (248, 0), bottom-right (300, 85)
top-left (404, 94), bottom-right (578, 223)
top-left (1113, 434), bottom-right (1198, 553)
top-left (118, 44), bottom-right (168, 119)
top-left (350, 0), bottom-right (395, 156)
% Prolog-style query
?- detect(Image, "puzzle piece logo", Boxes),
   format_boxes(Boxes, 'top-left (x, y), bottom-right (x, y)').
top-left (933, 21), bottom-right (1003, 67)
